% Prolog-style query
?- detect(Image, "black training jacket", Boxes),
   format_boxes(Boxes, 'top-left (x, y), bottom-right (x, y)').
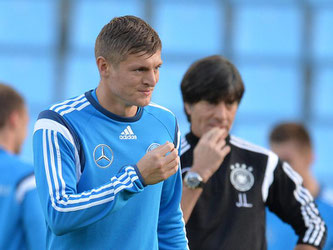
top-left (181, 132), bottom-right (327, 250)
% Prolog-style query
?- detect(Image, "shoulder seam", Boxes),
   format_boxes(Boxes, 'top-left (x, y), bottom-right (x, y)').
top-left (16, 173), bottom-right (36, 203)
top-left (230, 135), bottom-right (270, 156)
top-left (143, 107), bottom-right (177, 146)
top-left (49, 94), bottom-right (90, 116)
top-left (34, 110), bottom-right (85, 181)
top-left (148, 102), bottom-right (174, 115)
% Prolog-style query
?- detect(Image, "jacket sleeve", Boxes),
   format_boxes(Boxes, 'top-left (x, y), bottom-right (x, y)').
top-left (18, 174), bottom-right (46, 250)
top-left (33, 116), bottom-right (145, 236)
top-left (266, 160), bottom-right (327, 249)
top-left (158, 124), bottom-right (188, 250)
top-left (23, 187), bottom-right (47, 249)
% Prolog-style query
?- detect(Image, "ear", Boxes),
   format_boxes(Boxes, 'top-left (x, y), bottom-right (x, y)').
top-left (96, 56), bottom-right (110, 77)
top-left (184, 103), bottom-right (192, 116)
top-left (308, 149), bottom-right (315, 166)
top-left (8, 110), bottom-right (20, 129)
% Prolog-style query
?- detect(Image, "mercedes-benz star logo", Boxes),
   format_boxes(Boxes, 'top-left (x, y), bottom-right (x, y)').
top-left (93, 144), bottom-right (114, 168)
top-left (146, 143), bottom-right (160, 153)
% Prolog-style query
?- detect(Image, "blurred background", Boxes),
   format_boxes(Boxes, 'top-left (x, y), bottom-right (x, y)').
top-left (0, 0), bottom-right (332, 187)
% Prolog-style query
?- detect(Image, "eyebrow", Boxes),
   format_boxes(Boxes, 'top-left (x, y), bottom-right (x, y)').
top-left (133, 62), bottom-right (162, 70)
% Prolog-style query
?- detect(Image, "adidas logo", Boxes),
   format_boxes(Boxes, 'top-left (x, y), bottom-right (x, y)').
top-left (119, 125), bottom-right (137, 140)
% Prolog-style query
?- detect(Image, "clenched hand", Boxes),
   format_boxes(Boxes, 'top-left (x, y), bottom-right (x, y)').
top-left (137, 142), bottom-right (179, 185)
top-left (192, 127), bottom-right (231, 182)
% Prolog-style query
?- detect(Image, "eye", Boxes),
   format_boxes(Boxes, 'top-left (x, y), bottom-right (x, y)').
top-left (154, 65), bottom-right (161, 72)
top-left (226, 100), bottom-right (236, 108)
top-left (135, 67), bottom-right (145, 72)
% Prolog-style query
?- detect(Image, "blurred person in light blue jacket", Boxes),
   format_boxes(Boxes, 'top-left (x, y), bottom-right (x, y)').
top-left (267, 122), bottom-right (333, 250)
top-left (0, 83), bottom-right (46, 250)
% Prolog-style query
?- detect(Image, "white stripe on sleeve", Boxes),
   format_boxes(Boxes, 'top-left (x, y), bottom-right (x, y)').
top-left (34, 118), bottom-right (81, 181)
top-left (16, 175), bottom-right (36, 203)
top-left (282, 162), bottom-right (325, 246)
top-left (261, 152), bottom-right (279, 202)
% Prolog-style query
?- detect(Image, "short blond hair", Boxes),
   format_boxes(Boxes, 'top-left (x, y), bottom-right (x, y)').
top-left (95, 15), bottom-right (162, 66)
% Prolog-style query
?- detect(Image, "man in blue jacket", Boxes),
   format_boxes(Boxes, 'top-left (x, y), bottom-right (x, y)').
top-left (33, 15), bottom-right (188, 250)
top-left (0, 83), bottom-right (46, 250)
top-left (267, 122), bottom-right (333, 250)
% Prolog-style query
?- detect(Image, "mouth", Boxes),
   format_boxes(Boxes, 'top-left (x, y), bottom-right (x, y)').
top-left (138, 89), bottom-right (152, 97)
top-left (209, 124), bottom-right (228, 130)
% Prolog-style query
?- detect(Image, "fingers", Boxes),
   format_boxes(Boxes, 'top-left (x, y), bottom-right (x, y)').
top-left (145, 140), bottom-right (178, 171)
top-left (163, 147), bottom-right (178, 164)
top-left (202, 127), bottom-right (228, 143)
top-left (163, 156), bottom-right (179, 176)
top-left (221, 144), bottom-right (231, 156)
top-left (153, 141), bottom-right (175, 156)
top-left (152, 144), bottom-right (179, 178)
top-left (137, 141), bottom-right (180, 185)
top-left (213, 130), bottom-right (231, 158)
top-left (216, 136), bottom-right (227, 150)
top-left (201, 127), bottom-right (219, 140)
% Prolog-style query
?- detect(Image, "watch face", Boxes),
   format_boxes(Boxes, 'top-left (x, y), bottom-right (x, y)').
top-left (185, 172), bottom-right (202, 189)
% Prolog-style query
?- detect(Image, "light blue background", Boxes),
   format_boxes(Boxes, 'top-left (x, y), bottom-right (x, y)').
top-left (0, 0), bottom-right (332, 186)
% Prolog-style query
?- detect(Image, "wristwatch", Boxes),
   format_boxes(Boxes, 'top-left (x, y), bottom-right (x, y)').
top-left (184, 171), bottom-right (205, 189)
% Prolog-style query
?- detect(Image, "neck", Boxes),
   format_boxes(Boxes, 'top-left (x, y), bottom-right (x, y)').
top-left (96, 84), bottom-right (137, 117)
top-left (0, 129), bottom-right (15, 154)
top-left (300, 171), bottom-right (320, 198)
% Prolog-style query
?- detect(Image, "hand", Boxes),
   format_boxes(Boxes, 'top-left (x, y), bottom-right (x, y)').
top-left (294, 244), bottom-right (318, 250)
top-left (192, 127), bottom-right (231, 182)
top-left (136, 142), bottom-right (179, 185)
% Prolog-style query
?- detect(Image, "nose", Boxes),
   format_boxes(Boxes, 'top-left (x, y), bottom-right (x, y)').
top-left (213, 102), bottom-right (228, 120)
top-left (144, 69), bottom-right (158, 87)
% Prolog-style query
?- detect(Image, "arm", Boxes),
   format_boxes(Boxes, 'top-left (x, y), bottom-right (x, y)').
top-left (23, 188), bottom-right (46, 250)
top-left (33, 119), bottom-right (145, 236)
top-left (19, 174), bottom-right (46, 250)
top-left (266, 161), bottom-right (327, 249)
top-left (295, 245), bottom-right (318, 250)
top-left (181, 128), bottom-right (230, 223)
top-left (181, 186), bottom-right (203, 223)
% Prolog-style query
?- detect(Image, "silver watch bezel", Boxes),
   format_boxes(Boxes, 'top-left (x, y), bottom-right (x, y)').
top-left (184, 171), bottom-right (203, 189)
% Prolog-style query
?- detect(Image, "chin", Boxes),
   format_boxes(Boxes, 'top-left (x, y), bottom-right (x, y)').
top-left (14, 147), bottom-right (22, 155)
top-left (137, 98), bottom-right (151, 107)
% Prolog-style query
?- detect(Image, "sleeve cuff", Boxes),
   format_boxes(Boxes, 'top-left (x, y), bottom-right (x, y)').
top-left (181, 166), bottom-right (192, 179)
top-left (133, 164), bottom-right (147, 187)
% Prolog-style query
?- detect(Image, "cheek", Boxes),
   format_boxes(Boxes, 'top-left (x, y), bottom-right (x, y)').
top-left (298, 157), bottom-right (309, 168)
top-left (115, 71), bottom-right (134, 85)
top-left (20, 123), bottom-right (28, 140)
top-left (115, 78), bottom-right (134, 94)
top-left (196, 112), bottom-right (210, 125)
top-left (156, 71), bottom-right (160, 83)
top-left (201, 109), bottom-right (214, 119)
top-left (229, 108), bottom-right (238, 120)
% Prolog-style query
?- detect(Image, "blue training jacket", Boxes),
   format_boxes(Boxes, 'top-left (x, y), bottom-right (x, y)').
top-left (33, 90), bottom-right (188, 250)
top-left (0, 148), bottom-right (46, 250)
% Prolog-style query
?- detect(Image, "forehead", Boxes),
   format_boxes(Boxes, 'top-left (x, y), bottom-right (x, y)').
top-left (271, 141), bottom-right (301, 156)
top-left (120, 50), bottom-right (162, 66)
top-left (192, 99), bottom-right (236, 108)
